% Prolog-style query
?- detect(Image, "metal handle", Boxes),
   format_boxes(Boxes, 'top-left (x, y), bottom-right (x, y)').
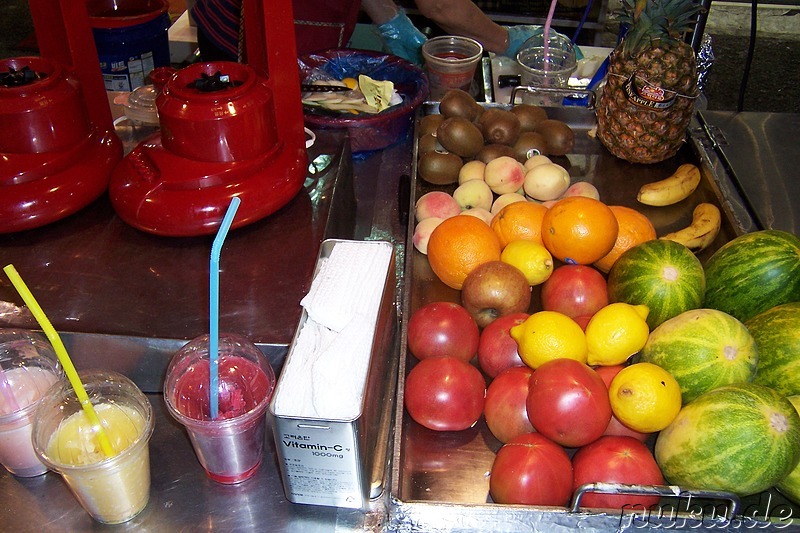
top-left (570, 482), bottom-right (741, 520)
top-left (510, 85), bottom-right (597, 109)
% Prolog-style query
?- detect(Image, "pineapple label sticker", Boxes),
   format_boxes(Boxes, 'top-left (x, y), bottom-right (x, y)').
top-left (623, 74), bottom-right (677, 109)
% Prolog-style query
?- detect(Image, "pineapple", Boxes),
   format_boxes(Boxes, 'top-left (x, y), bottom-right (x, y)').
top-left (596, 0), bottom-right (704, 164)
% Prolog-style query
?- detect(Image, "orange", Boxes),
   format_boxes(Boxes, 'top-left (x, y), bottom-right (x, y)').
top-left (427, 215), bottom-right (502, 290)
top-left (541, 196), bottom-right (619, 265)
top-left (594, 205), bottom-right (657, 273)
top-left (490, 201), bottom-right (549, 249)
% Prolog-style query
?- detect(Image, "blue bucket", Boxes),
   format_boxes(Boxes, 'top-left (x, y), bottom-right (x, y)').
top-left (87, 0), bottom-right (171, 93)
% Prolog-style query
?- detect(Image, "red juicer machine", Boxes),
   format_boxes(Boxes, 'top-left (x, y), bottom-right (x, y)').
top-left (0, 0), bottom-right (122, 234)
top-left (109, 0), bottom-right (308, 236)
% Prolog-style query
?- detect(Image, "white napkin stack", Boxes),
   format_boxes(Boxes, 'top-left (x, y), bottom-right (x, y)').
top-left (273, 241), bottom-right (393, 420)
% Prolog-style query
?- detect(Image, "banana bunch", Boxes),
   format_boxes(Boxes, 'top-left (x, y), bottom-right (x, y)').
top-left (660, 203), bottom-right (722, 252)
top-left (638, 164), bottom-right (702, 206)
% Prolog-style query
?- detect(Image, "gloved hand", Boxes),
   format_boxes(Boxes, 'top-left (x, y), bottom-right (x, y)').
top-left (503, 25), bottom-right (584, 61)
top-left (375, 9), bottom-right (427, 65)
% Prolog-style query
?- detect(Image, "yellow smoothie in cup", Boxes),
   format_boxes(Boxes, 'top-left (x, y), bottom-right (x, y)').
top-left (45, 403), bottom-right (150, 524)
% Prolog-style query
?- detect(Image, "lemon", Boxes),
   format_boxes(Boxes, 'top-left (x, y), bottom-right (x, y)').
top-left (608, 362), bottom-right (682, 433)
top-left (500, 240), bottom-right (554, 286)
top-left (509, 311), bottom-right (587, 369)
top-left (585, 303), bottom-right (650, 366)
top-left (341, 77), bottom-right (359, 90)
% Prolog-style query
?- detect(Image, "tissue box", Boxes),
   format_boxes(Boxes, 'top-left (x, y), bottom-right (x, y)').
top-left (269, 239), bottom-right (398, 509)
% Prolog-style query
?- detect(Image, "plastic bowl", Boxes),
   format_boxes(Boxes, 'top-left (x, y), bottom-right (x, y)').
top-left (298, 49), bottom-right (429, 154)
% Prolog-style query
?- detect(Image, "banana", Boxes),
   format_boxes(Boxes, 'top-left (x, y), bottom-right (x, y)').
top-left (637, 163), bottom-right (702, 206)
top-left (660, 202), bottom-right (722, 253)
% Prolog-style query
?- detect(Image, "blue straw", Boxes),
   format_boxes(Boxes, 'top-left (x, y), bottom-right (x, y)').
top-left (209, 196), bottom-right (241, 420)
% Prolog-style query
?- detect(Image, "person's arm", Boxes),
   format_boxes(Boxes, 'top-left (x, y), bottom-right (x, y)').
top-left (413, 0), bottom-right (509, 54)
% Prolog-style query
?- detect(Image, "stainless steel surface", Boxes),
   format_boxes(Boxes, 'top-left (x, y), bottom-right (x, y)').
top-left (696, 111), bottom-right (800, 234)
top-left (0, 127), bottom-right (414, 531)
top-left (388, 104), bottom-right (799, 530)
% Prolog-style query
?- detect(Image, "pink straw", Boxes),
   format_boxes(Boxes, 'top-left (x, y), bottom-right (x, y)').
top-left (543, 0), bottom-right (559, 74)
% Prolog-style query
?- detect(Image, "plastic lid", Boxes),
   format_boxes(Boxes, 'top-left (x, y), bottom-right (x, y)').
top-left (123, 85), bottom-right (159, 125)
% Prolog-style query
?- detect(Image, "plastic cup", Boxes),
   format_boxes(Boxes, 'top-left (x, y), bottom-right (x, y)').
top-left (516, 32), bottom-right (577, 106)
top-left (31, 370), bottom-right (154, 524)
top-left (163, 333), bottom-right (276, 484)
top-left (421, 35), bottom-right (483, 100)
top-left (0, 329), bottom-right (64, 477)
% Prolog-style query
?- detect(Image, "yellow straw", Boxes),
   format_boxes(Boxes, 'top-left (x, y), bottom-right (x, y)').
top-left (3, 264), bottom-right (115, 458)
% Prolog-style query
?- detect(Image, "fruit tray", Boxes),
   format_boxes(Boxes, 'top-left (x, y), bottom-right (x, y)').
top-left (388, 103), bottom-right (798, 530)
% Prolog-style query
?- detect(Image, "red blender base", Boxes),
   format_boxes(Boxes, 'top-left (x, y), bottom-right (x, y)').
top-left (1, 129), bottom-right (121, 234)
top-left (108, 133), bottom-right (307, 237)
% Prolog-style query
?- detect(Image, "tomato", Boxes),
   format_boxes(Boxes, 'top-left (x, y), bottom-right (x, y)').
top-left (484, 366), bottom-right (535, 443)
top-left (407, 302), bottom-right (480, 362)
top-left (476, 312), bottom-right (528, 378)
top-left (572, 435), bottom-right (664, 510)
top-left (526, 358), bottom-right (611, 447)
top-left (490, 432), bottom-right (573, 506)
top-left (541, 265), bottom-right (608, 320)
top-left (594, 365), bottom-right (651, 442)
top-left (404, 356), bottom-right (486, 431)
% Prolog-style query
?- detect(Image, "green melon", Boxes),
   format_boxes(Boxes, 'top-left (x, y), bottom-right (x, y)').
top-left (607, 239), bottom-right (705, 330)
top-left (704, 229), bottom-right (800, 323)
top-left (746, 302), bottom-right (800, 397)
top-left (640, 308), bottom-right (758, 404)
top-left (777, 395), bottom-right (800, 505)
top-left (655, 383), bottom-right (800, 497)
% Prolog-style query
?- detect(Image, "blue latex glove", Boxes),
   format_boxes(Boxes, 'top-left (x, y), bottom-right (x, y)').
top-left (503, 25), bottom-right (584, 60)
top-left (375, 9), bottom-right (427, 65)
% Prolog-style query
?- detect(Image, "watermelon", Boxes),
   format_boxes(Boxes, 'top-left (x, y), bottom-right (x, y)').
top-left (640, 308), bottom-right (757, 404)
top-left (777, 395), bottom-right (800, 505)
top-left (704, 229), bottom-right (800, 323)
top-left (746, 302), bottom-right (800, 397)
top-left (607, 239), bottom-right (705, 330)
top-left (655, 383), bottom-right (800, 497)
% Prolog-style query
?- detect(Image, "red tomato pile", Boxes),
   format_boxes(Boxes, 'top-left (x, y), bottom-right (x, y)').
top-left (404, 271), bottom-right (664, 510)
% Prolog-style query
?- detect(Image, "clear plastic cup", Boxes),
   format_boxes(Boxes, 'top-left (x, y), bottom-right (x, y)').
top-left (0, 329), bottom-right (64, 477)
top-left (163, 333), bottom-right (276, 484)
top-left (31, 370), bottom-right (154, 524)
top-left (421, 35), bottom-right (483, 100)
top-left (516, 32), bottom-right (577, 106)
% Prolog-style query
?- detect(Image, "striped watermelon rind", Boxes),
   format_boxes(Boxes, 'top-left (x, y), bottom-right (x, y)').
top-left (746, 302), bottom-right (800, 397)
top-left (704, 229), bottom-right (800, 323)
top-left (777, 395), bottom-right (800, 505)
top-left (654, 383), bottom-right (800, 497)
top-left (607, 239), bottom-right (705, 330)
top-left (640, 308), bottom-right (758, 404)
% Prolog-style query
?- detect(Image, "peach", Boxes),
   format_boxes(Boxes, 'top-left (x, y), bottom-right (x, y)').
top-left (453, 180), bottom-right (494, 212)
top-left (560, 181), bottom-right (601, 201)
top-left (524, 154), bottom-right (553, 171)
top-left (412, 217), bottom-right (444, 254)
top-left (484, 156), bottom-right (526, 195)
top-left (523, 162), bottom-right (571, 201)
top-left (459, 207), bottom-right (494, 225)
top-left (415, 191), bottom-right (462, 222)
top-left (458, 160), bottom-right (487, 184)
top-left (491, 192), bottom-right (528, 215)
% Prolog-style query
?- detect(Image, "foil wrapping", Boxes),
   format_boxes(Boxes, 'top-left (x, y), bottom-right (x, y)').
top-left (697, 33), bottom-right (715, 92)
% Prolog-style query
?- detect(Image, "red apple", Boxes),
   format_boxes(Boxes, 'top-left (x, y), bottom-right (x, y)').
top-left (572, 435), bottom-right (664, 510)
top-left (461, 261), bottom-right (532, 329)
top-left (477, 312), bottom-right (529, 378)
top-left (407, 302), bottom-right (479, 362)
top-left (484, 366), bottom-right (535, 443)
top-left (594, 365), bottom-right (651, 442)
top-left (541, 264), bottom-right (608, 319)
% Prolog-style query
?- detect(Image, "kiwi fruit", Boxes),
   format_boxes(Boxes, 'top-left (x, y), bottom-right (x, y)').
top-left (510, 104), bottom-right (548, 133)
top-left (512, 131), bottom-right (548, 162)
top-left (476, 143), bottom-right (517, 164)
top-left (419, 114), bottom-right (445, 137)
top-left (438, 89), bottom-right (482, 121)
top-left (417, 133), bottom-right (440, 156)
top-left (478, 108), bottom-right (521, 146)
top-left (536, 119), bottom-right (575, 156)
top-left (418, 151), bottom-right (463, 185)
top-left (436, 117), bottom-right (484, 159)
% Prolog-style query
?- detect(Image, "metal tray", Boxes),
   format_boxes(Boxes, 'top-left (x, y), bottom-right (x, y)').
top-left (389, 103), bottom-right (797, 530)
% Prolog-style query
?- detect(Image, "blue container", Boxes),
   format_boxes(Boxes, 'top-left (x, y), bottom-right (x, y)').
top-left (88, 0), bottom-right (171, 93)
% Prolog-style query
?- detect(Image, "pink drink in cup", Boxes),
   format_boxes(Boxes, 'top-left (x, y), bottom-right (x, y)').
top-left (164, 333), bottom-right (276, 484)
top-left (0, 330), bottom-right (63, 477)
